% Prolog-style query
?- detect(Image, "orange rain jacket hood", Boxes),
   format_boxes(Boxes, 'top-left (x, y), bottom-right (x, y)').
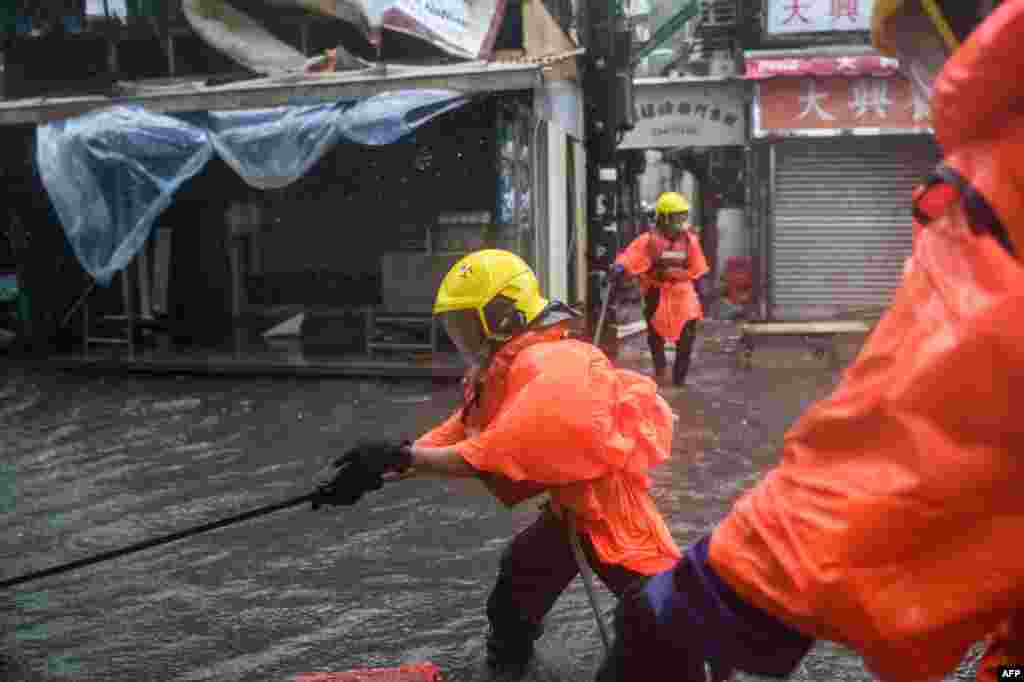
top-left (707, 4), bottom-right (1024, 681)
top-left (416, 321), bottom-right (681, 576)
top-left (616, 229), bottom-right (709, 339)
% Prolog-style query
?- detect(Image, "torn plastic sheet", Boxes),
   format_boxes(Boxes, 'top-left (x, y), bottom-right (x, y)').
top-left (35, 108), bottom-right (215, 289)
top-left (35, 90), bottom-right (469, 286)
top-left (334, 90), bottom-right (471, 145)
top-left (177, 101), bottom-right (358, 190)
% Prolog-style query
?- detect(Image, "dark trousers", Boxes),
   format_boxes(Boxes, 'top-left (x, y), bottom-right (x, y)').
top-left (643, 290), bottom-right (698, 385)
top-left (486, 506), bottom-right (644, 638)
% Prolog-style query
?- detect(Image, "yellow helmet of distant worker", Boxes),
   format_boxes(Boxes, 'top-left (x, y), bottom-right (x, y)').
top-left (434, 249), bottom-right (549, 360)
top-left (655, 191), bottom-right (690, 217)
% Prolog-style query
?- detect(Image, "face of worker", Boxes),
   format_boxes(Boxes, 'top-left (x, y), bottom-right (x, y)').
top-left (439, 309), bottom-right (487, 365)
top-left (660, 212), bottom-right (688, 239)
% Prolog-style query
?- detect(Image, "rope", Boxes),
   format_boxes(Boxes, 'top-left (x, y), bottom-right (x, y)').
top-left (1, 492), bottom-right (315, 590)
top-left (566, 512), bottom-right (612, 653)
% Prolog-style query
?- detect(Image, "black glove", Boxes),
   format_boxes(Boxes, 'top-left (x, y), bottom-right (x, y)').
top-left (311, 440), bottom-right (413, 509)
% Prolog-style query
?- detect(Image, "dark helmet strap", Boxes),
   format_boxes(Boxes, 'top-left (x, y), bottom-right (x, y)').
top-left (916, 164), bottom-right (1015, 256)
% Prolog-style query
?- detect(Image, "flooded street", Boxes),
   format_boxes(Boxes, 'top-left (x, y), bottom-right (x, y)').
top-left (2, 327), bottom-right (982, 681)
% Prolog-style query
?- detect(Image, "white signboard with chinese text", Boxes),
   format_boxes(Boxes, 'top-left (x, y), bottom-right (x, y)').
top-left (765, 0), bottom-right (875, 35)
top-left (619, 79), bottom-right (747, 150)
top-left (389, 0), bottom-right (504, 57)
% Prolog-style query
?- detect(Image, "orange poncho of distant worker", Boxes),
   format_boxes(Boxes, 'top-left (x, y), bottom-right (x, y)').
top-left (614, 192), bottom-right (709, 386)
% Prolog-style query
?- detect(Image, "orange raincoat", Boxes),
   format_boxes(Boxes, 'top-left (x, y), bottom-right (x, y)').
top-left (416, 321), bottom-right (682, 576)
top-left (616, 229), bottom-right (709, 340)
top-left (707, 4), bottom-right (1024, 681)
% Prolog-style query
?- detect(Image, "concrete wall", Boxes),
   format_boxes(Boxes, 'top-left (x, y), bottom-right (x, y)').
top-left (547, 122), bottom-right (569, 302)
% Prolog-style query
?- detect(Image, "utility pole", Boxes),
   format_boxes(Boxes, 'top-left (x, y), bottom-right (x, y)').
top-left (580, 0), bottom-right (700, 358)
top-left (580, 0), bottom-right (632, 358)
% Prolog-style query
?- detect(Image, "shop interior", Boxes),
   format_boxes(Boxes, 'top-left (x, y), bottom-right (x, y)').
top-left (21, 92), bottom-right (541, 361)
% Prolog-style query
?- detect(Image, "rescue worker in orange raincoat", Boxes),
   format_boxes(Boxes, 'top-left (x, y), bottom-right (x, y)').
top-left (312, 249), bottom-right (682, 671)
top-left (611, 192), bottom-right (709, 387)
top-left (595, 2), bottom-right (1024, 682)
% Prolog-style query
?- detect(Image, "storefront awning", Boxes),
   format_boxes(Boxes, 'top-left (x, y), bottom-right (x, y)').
top-left (0, 60), bottom-right (542, 127)
top-left (35, 89), bottom-right (472, 286)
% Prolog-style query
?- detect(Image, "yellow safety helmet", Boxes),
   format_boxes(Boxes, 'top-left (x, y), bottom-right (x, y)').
top-left (434, 249), bottom-right (549, 359)
top-left (655, 191), bottom-right (690, 217)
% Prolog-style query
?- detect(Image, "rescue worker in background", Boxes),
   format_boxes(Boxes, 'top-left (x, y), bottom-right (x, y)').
top-left (611, 192), bottom-right (709, 387)
top-left (312, 249), bottom-right (682, 672)
top-left (595, 2), bottom-right (1024, 681)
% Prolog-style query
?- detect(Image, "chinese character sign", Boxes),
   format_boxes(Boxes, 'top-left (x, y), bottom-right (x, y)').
top-left (756, 75), bottom-right (931, 134)
top-left (765, 0), bottom-right (875, 34)
top-left (620, 81), bottom-right (747, 149)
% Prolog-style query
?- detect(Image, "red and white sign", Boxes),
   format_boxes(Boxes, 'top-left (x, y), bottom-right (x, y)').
top-left (745, 55), bottom-right (902, 79)
top-left (765, 0), bottom-right (876, 35)
top-left (756, 74), bottom-right (931, 135)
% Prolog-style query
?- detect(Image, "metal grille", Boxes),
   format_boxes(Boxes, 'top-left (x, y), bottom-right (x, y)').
top-left (771, 136), bottom-right (940, 320)
top-left (700, 0), bottom-right (737, 27)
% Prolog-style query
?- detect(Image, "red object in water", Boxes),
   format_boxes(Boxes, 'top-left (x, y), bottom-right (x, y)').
top-left (723, 257), bottom-right (754, 305)
top-left (292, 662), bottom-right (444, 682)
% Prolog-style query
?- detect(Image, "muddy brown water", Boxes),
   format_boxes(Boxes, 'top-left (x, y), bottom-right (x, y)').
top-left (1, 329), bottom-right (982, 681)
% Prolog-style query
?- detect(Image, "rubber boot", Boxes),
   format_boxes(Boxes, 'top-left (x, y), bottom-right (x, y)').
top-left (485, 621), bottom-right (544, 671)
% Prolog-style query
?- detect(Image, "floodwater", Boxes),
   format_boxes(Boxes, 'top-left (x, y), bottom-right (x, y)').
top-left (2, 327), bottom-right (983, 681)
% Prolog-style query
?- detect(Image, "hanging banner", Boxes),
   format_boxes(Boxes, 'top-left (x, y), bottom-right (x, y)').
top-left (378, 0), bottom-right (507, 59)
top-left (745, 55), bottom-right (901, 79)
top-left (765, 0), bottom-right (876, 35)
top-left (184, 0), bottom-right (508, 71)
top-left (755, 74), bottom-right (931, 136)
top-left (619, 79), bottom-right (747, 150)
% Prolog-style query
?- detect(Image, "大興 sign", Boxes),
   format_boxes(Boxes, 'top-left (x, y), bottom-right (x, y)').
top-left (754, 74), bottom-right (931, 135)
top-left (765, 0), bottom-right (876, 35)
top-left (619, 80), bottom-right (747, 150)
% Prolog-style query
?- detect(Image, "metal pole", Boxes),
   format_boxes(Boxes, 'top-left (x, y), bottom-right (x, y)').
top-left (765, 143), bottom-right (776, 321)
top-left (566, 514), bottom-right (612, 653)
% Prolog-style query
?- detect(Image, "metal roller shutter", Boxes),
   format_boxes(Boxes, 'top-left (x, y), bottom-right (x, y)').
top-left (771, 136), bottom-right (940, 320)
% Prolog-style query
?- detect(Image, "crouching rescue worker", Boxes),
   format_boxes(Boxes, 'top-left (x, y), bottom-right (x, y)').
top-left (312, 249), bottom-right (682, 671)
top-left (595, 2), bottom-right (1024, 682)
top-left (611, 192), bottom-right (709, 387)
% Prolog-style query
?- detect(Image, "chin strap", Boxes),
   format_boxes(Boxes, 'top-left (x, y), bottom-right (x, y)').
top-left (915, 163), bottom-right (1016, 256)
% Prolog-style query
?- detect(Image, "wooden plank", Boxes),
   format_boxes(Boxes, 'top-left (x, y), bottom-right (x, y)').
top-left (742, 321), bottom-right (870, 335)
top-left (0, 62), bottom-right (541, 126)
top-left (614, 320), bottom-right (647, 338)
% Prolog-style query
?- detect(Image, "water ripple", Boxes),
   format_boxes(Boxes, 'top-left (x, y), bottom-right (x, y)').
top-left (2, 352), bottom-right (979, 682)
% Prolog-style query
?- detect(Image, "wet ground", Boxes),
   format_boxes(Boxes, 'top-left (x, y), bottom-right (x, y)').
top-left (2, 323), bottom-right (983, 681)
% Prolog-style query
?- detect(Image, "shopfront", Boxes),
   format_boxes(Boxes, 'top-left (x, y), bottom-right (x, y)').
top-left (3, 58), bottom-right (586, 365)
top-left (748, 53), bottom-right (940, 321)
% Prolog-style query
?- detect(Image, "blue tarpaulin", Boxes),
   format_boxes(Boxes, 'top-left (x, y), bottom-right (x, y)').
top-left (35, 90), bottom-right (470, 286)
